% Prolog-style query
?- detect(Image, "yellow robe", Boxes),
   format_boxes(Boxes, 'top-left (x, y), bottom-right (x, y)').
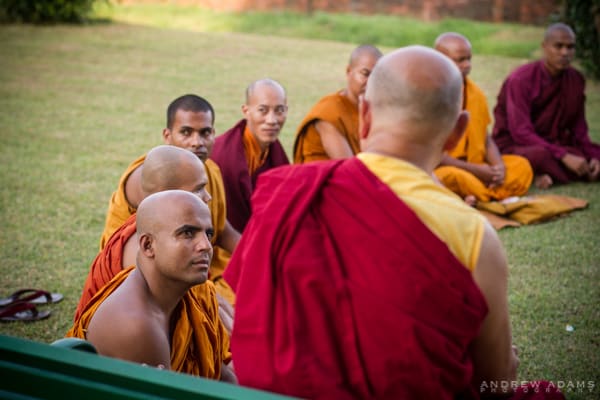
top-left (98, 154), bottom-right (235, 304)
top-left (434, 78), bottom-right (533, 201)
top-left (66, 266), bottom-right (231, 378)
top-left (293, 91), bottom-right (360, 163)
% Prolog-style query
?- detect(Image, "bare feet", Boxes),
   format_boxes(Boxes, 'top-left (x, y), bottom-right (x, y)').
top-left (464, 195), bottom-right (477, 207)
top-left (534, 174), bottom-right (553, 189)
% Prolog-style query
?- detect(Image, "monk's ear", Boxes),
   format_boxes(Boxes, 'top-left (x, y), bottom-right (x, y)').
top-left (162, 128), bottom-right (172, 144)
top-left (241, 104), bottom-right (249, 116)
top-left (443, 110), bottom-right (469, 151)
top-left (139, 234), bottom-right (155, 258)
top-left (358, 95), bottom-right (372, 141)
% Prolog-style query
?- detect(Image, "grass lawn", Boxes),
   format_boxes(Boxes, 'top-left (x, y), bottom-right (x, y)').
top-left (0, 3), bottom-right (598, 398)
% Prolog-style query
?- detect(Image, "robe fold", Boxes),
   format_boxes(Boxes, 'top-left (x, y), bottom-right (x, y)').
top-left (293, 91), bottom-right (359, 163)
top-left (67, 266), bottom-right (231, 378)
top-left (225, 157), bottom-right (488, 400)
top-left (492, 60), bottom-right (600, 182)
top-left (435, 78), bottom-right (533, 201)
top-left (94, 153), bottom-right (234, 305)
top-left (211, 119), bottom-right (289, 233)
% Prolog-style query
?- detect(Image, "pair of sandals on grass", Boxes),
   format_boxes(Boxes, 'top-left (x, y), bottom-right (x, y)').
top-left (0, 289), bottom-right (63, 322)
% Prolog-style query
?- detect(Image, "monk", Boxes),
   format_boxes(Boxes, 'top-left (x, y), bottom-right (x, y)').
top-left (74, 145), bottom-right (235, 333)
top-left (293, 44), bottom-right (382, 163)
top-left (68, 190), bottom-right (235, 382)
top-left (433, 32), bottom-right (533, 202)
top-left (211, 78), bottom-right (289, 232)
top-left (98, 94), bottom-right (240, 305)
top-left (493, 22), bottom-right (600, 188)
top-left (225, 46), bottom-right (564, 399)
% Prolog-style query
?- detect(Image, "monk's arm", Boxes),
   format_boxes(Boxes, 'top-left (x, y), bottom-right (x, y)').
top-left (124, 165), bottom-right (145, 209)
top-left (470, 223), bottom-right (519, 395)
top-left (315, 120), bottom-right (355, 159)
top-left (216, 220), bottom-right (241, 254)
top-left (438, 153), bottom-right (498, 186)
top-left (484, 136), bottom-right (505, 186)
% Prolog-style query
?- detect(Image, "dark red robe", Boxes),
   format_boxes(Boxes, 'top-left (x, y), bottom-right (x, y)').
top-left (225, 157), bottom-right (488, 399)
top-left (211, 119), bottom-right (289, 233)
top-left (493, 61), bottom-right (600, 183)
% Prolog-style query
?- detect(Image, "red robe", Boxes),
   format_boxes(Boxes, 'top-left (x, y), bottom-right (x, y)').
top-left (211, 119), bottom-right (289, 232)
top-left (225, 157), bottom-right (488, 399)
top-left (75, 213), bottom-right (137, 321)
top-left (493, 61), bottom-right (600, 183)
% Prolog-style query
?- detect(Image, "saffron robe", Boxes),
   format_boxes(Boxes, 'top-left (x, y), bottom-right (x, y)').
top-left (211, 119), bottom-right (289, 232)
top-left (95, 154), bottom-right (234, 305)
top-left (293, 91), bottom-right (360, 163)
top-left (224, 157), bottom-right (488, 400)
top-left (435, 78), bottom-right (533, 201)
top-left (67, 266), bottom-right (231, 378)
top-left (492, 60), bottom-right (600, 182)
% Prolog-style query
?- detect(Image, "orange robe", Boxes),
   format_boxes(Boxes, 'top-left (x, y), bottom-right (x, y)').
top-left (96, 154), bottom-right (234, 304)
top-left (67, 266), bottom-right (231, 378)
top-left (293, 91), bottom-right (359, 163)
top-left (434, 78), bottom-right (533, 201)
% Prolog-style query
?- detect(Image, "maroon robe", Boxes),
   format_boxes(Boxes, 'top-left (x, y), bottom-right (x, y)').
top-left (211, 119), bottom-right (289, 232)
top-left (224, 157), bottom-right (488, 400)
top-left (492, 61), bottom-right (600, 183)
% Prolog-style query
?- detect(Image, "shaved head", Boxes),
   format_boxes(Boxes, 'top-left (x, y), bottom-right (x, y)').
top-left (141, 145), bottom-right (208, 197)
top-left (136, 190), bottom-right (210, 238)
top-left (434, 32), bottom-right (472, 78)
top-left (365, 45), bottom-right (463, 141)
top-left (245, 78), bottom-right (286, 105)
top-left (434, 32), bottom-right (470, 53)
top-left (349, 44), bottom-right (383, 67)
top-left (544, 22), bottom-right (575, 42)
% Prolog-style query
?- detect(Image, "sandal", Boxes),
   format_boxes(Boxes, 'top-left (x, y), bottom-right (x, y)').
top-left (0, 288), bottom-right (63, 307)
top-left (0, 301), bottom-right (51, 322)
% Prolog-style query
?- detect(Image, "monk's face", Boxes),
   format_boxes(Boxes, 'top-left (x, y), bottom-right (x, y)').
top-left (152, 197), bottom-right (213, 285)
top-left (440, 39), bottom-right (472, 79)
top-left (346, 53), bottom-right (379, 103)
top-left (163, 110), bottom-right (215, 162)
top-left (242, 84), bottom-right (288, 149)
top-left (542, 29), bottom-right (575, 76)
top-left (179, 159), bottom-right (212, 205)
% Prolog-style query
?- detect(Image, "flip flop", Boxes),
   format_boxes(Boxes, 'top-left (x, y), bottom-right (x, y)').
top-left (0, 301), bottom-right (51, 322)
top-left (0, 288), bottom-right (64, 307)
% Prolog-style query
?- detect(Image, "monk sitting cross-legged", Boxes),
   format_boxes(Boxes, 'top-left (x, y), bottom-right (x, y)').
top-left (225, 46), bottom-right (564, 399)
top-left (293, 44), bottom-right (382, 163)
top-left (68, 190), bottom-right (236, 382)
top-left (433, 32), bottom-right (533, 202)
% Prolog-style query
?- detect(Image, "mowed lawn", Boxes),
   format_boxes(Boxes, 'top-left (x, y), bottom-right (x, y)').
top-left (0, 8), bottom-right (598, 399)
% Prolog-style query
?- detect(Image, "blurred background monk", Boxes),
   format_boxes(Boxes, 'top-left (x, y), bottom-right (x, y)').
top-left (211, 78), bottom-right (289, 233)
top-left (68, 190), bottom-right (235, 382)
top-left (97, 94), bottom-right (239, 306)
top-left (223, 46), bottom-right (556, 399)
top-left (293, 44), bottom-right (382, 163)
top-left (433, 32), bottom-right (533, 203)
top-left (493, 22), bottom-right (600, 188)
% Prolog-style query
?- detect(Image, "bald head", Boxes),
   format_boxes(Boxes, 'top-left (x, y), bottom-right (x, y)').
top-left (349, 44), bottom-right (383, 67)
top-left (245, 78), bottom-right (286, 105)
top-left (141, 145), bottom-right (209, 201)
top-left (434, 32), bottom-right (472, 78)
top-left (544, 22), bottom-right (575, 42)
top-left (366, 45), bottom-right (463, 139)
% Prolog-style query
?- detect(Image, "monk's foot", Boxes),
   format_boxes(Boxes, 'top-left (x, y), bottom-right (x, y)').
top-left (464, 195), bottom-right (477, 207)
top-left (534, 174), bottom-right (553, 189)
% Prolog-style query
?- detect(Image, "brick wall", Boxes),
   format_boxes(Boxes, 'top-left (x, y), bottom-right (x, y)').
top-left (170, 0), bottom-right (561, 25)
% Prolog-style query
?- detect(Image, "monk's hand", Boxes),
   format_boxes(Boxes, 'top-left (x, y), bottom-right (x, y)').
top-left (589, 158), bottom-right (600, 181)
top-left (489, 163), bottom-right (506, 188)
top-left (471, 164), bottom-right (497, 186)
top-left (561, 153), bottom-right (588, 176)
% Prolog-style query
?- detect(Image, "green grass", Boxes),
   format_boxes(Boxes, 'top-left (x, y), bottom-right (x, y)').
top-left (0, 3), bottom-right (599, 399)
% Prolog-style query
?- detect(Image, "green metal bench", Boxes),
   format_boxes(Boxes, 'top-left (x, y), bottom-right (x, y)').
top-left (0, 334), bottom-right (297, 400)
